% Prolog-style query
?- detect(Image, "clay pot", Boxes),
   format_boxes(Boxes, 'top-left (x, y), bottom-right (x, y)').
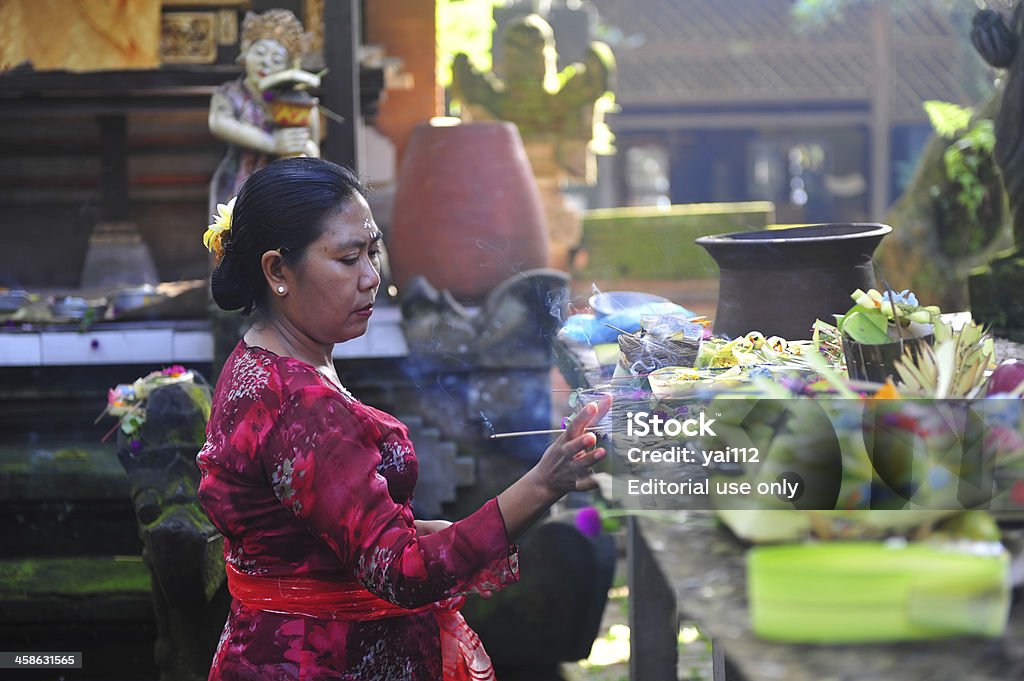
top-left (696, 223), bottom-right (892, 339)
top-left (388, 120), bottom-right (549, 303)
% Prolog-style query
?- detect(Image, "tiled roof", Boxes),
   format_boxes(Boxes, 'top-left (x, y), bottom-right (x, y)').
top-left (590, 0), bottom-right (972, 121)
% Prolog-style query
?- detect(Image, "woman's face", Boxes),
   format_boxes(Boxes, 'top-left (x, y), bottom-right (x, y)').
top-left (244, 38), bottom-right (289, 82)
top-left (280, 195), bottom-right (382, 345)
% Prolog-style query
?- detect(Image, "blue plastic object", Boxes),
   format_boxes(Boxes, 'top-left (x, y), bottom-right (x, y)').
top-left (589, 291), bottom-right (670, 316)
top-left (561, 301), bottom-right (696, 345)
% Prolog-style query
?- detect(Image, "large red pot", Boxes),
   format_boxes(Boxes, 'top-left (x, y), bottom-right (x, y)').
top-left (388, 120), bottom-right (549, 303)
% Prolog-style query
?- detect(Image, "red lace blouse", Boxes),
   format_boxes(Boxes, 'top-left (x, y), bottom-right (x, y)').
top-left (197, 341), bottom-right (519, 680)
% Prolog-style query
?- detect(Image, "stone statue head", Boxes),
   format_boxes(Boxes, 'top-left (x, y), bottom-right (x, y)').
top-left (502, 14), bottom-right (558, 91)
top-left (238, 9), bottom-right (309, 82)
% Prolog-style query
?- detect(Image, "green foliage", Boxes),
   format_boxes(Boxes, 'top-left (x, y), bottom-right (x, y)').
top-left (942, 119), bottom-right (996, 225)
top-left (922, 100), bottom-right (1001, 254)
top-left (923, 100), bottom-right (974, 138)
top-left (436, 0), bottom-right (503, 89)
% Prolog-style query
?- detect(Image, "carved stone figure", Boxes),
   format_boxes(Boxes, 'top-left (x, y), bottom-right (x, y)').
top-left (117, 382), bottom-right (229, 681)
top-left (451, 13), bottom-right (615, 269)
top-left (399, 268), bottom-right (571, 459)
top-left (974, 6), bottom-right (1024, 246)
top-left (967, 5), bottom-right (1024, 335)
top-left (876, 12), bottom-right (1011, 313)
top-left (208, 9), bottom-right (320, 217)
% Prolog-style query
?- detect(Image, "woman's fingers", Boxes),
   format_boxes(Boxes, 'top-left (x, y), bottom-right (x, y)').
top-left (574, 464), bottom-right (601, 492)
top-left (564, 432), bottom-right (596, 456)
top-left (564, 402), bottom-right (598, 439)
top-left (564, 393), bottom-right (613, 439)
top-left (571, 447), bottom-right (606, 469)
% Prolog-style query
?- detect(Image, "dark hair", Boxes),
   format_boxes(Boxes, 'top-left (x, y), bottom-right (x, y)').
top-left (211, 157), bottom-right (365, 314)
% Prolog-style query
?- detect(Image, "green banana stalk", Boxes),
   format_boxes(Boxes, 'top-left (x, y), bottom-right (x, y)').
top-left (748, 541), bottom-right (1010, 643)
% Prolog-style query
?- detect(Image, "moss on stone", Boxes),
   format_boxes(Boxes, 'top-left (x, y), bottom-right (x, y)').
top-left (0, 557), bottom-right (151, 598)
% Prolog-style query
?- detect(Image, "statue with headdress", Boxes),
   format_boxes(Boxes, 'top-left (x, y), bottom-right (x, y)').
top-left (451, 12), bottom-right (615, 270)
top-left (208, 9), bottom-right (321, 217)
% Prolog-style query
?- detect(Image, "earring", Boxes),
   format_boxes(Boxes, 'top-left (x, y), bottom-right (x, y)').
top-left (277, 286), bottom-right (286, 294)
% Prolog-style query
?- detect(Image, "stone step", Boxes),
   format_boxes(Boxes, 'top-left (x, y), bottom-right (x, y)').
top-left (0, 444), bottom-right (140, 557)
top-left (0, 555), bottom-right (159, 679)
top-left (400, 414), bottom-right (474, 519)
top-left (0, 556), bottom-right (153, 621)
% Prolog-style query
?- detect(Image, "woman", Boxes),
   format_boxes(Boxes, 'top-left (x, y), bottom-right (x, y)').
top-left (208, 9), bottom-right (320, 219)
top-left (197, 157), bottom-right (610, 680)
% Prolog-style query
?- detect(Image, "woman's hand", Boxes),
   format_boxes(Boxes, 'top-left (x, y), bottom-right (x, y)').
top-left (528, 394), bottom-right (613, 497)
top-left (496, 394), bottom-right (613, 540)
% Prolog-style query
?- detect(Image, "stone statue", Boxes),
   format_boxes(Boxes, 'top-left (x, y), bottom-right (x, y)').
top-left (117, 381), bottom-right (229, 681)
top-left (451, 13), bottom-right (615, 269)
top-left (967, 5), bottom-right (1024, 335)
top-left (208, 9), bottom-right (320, 217)
top-left (876, 8), bottom-right (1014, 315)
top-left (973, 6), bottom-right (1024, 247)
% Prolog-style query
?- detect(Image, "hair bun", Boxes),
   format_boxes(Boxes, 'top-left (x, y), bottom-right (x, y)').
top-left (211, 256), bottom-right (255, 312)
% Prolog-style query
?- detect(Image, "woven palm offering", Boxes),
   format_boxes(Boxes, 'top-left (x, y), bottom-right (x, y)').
top-left (617, 314), bottom-right (704, 375)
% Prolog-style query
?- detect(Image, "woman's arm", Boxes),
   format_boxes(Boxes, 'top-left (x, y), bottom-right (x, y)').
top-left (267, 385), bottom-right (609, 608)
top-left (496, 395), bottom-right (611, 540)
top-left (269, 386), bottom-right (517, 608)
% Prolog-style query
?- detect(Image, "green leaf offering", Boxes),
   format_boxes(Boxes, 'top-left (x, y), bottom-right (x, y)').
top-left (837, 308), bottom-right (890, 344)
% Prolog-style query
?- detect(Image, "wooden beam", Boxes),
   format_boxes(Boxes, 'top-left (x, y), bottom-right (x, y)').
top-left (98, 115), bottom-right (129, 221)
top-left (612, 110), bottom-right (873, 132)
top-left (322, 0), bottom-right (361, 170)
top-left (869, 1), bottom-right (892, 221)
top-left (628, 517), bottom-right (678, 681)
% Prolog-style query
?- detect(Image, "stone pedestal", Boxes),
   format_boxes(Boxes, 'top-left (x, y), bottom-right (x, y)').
top-left (117, 381), bottom-right (229, 681)
top-left (398, 270), bottom-right (615, 662)
top-left (399, 269), bottom-right (570, 465)
top-left (524, 137), bottom-right (585, 272)
top-left (969, 247), bottom-right (1024, 341)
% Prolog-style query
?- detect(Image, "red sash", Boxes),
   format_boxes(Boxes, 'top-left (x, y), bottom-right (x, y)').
top-left (225, 564), bottom-right (495, 681)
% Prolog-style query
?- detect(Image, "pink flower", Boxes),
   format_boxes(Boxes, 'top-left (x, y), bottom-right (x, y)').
top-left (575, 506), bottom-right (602, 537)
top-left (162, 364), bottom-right (187, 377)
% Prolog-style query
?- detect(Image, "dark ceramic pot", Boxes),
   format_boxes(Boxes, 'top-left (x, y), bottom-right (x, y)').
top-left (696, 223), bottom-right (892, 339)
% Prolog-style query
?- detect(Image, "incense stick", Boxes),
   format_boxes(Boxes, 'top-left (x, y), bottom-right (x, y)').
top-left (489, 426), bottom-right (600, 439)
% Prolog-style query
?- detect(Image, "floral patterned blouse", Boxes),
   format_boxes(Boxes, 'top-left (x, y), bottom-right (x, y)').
top-left (197, 341), bottom-right (519, 680)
